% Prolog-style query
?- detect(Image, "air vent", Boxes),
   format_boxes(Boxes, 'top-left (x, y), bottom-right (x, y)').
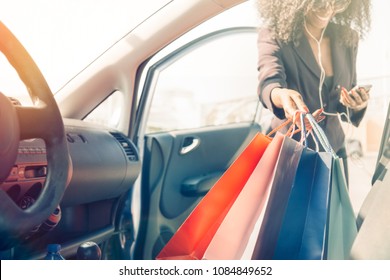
top-left (110, 132), bottom-right (138, 161)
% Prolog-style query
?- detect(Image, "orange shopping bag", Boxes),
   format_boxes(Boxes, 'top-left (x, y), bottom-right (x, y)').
top-left (203, 133), bottom-right (291, 259)
top-left (156, 132), bottom-right (272, 260)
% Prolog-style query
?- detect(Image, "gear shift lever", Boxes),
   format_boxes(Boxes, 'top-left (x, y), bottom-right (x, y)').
top-left (77, 241), bottom-right (102, 260)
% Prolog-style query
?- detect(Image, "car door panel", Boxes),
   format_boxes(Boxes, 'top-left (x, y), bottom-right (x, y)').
top-left (139, 123), bottom-right (260, 259)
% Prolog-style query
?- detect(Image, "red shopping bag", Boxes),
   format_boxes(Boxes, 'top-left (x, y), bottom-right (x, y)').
top-left (203, 133), bottom-right (287, 259)
top-left (156, 132), bottom-right (272, 260)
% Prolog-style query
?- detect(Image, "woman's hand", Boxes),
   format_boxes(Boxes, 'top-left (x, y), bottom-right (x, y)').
top-left (271, 88), bottom-right (309, 119)
top-left (291, 108), bottom-right (325, 136)
top-left (340, 86), bottom-right (370, 111)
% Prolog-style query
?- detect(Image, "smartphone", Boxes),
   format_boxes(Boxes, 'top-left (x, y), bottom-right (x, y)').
top-left (348, 84), bottom-right (372, 95)
top-left (356, 84), bottom-right (372, 92)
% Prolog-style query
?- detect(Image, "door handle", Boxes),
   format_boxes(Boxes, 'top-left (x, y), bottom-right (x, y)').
top-left (181, 171), bottom-right (224, 196)
top-left (180, 137), bottom-right (200, 155)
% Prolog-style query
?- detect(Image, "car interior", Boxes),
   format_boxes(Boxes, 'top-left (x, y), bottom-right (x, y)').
top-left (0, 0), bottom-right (389, 261)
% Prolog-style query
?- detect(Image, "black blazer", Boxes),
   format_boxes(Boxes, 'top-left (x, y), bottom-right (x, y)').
top-left (257, 23), bottom-right (366, 154)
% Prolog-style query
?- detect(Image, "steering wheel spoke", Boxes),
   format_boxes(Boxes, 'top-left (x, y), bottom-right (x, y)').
top-left (16, 106), bottom-right (64, 141)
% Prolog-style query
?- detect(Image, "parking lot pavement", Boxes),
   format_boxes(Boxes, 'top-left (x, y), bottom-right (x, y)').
top-left (348, 153), bottom-right (378, 214)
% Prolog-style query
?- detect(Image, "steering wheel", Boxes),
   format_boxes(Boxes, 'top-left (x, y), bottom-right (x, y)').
top-left (0, 22), bottom-right (71, 249)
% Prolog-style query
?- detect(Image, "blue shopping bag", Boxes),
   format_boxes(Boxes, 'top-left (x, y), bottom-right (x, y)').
top-left (273, 148), bottom-right (332, 259)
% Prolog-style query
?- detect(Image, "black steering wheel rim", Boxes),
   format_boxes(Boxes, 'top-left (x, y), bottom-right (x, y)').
top-left (0, 22), bottom-right (71, 249)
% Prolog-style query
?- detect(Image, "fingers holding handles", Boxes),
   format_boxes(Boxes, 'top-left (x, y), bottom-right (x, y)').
top-left (270, 87), bottom-right (326, 129)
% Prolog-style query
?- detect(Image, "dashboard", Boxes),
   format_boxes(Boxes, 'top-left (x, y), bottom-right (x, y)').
top-left (1, 118), bottom-right (141, 210)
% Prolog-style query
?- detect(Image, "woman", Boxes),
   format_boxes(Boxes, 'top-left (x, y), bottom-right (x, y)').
top-left (256, 0), bottom-right (372, 179)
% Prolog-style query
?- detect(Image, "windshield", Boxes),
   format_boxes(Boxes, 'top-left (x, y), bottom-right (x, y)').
top-left (0, 0), bottom-right (170, 104)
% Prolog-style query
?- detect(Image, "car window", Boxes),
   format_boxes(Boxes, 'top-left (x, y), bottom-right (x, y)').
top-left (145, 29), bottom-right (261, 133)
top-left (83, 91), bottom-right (124, 129)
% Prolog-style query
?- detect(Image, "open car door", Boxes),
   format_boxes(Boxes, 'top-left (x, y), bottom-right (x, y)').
top-left (132, 27), bottom-right (267, 260)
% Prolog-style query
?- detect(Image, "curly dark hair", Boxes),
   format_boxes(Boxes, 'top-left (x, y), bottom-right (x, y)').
top-left (256, 0), bottom-right (371, 46)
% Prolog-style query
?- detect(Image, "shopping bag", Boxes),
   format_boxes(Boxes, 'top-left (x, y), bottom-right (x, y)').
top-left (305, 114), bottom-right (357, 260)
top-left (250, 113), bottom-right (357, 260)
top-left (202, 132), bottom-right (287, 259)
top-left (156, 132), bottom-right (272, 260)
top-left (247, 135), bottom-right (304, 260)
top-left (325, 157), bottom-right (358, 259)
top-left (271, 147), bottom-right (332, 260)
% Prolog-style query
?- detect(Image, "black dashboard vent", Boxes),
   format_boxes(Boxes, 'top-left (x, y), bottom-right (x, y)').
top-left (110, 132), bottom-right (138, 161)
